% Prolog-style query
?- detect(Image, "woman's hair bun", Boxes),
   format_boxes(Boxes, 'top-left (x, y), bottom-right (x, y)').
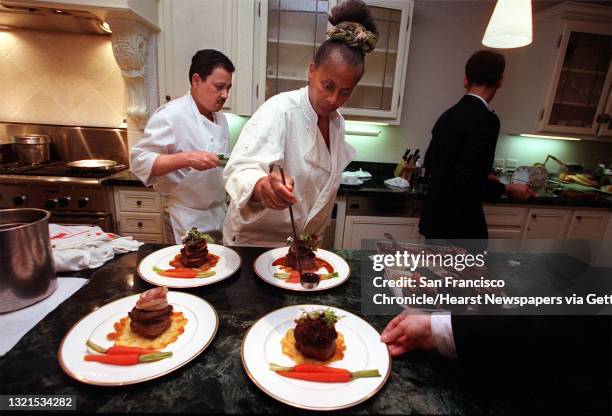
top-left (327, 0), bottom-right (379, 53)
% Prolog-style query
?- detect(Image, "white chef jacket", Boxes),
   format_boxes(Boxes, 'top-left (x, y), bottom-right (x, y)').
top-left (130, 93), bottom-right (229, 243)
top-left (223, 87), bottom-right (356, 247)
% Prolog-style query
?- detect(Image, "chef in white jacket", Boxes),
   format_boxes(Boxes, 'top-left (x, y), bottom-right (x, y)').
top-left (130, 50), bottom-right (234, 243)
top-left (223, 0), bottom-right (378, 246)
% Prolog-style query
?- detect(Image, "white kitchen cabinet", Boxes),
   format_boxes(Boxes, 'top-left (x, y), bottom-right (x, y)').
top-left (158, 0), bottom-right (257, 115)
top-left (342, 215), bottom-right (421, 250)
top-left (522, 208), bottom-right (571, 239)
top-left (539, 20), bottom-right (612, 137)
top-left (483, 205), bottom-right (527, 239)
top-left (256, 0), bottom-right (414, 124)
top-left (113, 187), bottom-right (167, 243)
top-left (497, 2), bottom-right (612, 140)
top-left (564, 210), bottom-right (610, 240)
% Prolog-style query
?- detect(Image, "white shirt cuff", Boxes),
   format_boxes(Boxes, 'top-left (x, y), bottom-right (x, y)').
top-left (430, 313), bottom-right (458, 359)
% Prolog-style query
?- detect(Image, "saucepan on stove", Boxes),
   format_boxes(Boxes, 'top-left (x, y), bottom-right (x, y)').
top-left (13, 134), bottom-right (52, 165)
top-left (67, 159), bottom-right (118, 171)
top-left (0, 208), bottom-right (57, 313)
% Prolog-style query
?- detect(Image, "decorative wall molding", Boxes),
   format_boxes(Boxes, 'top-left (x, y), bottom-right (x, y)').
top-left (108, 19), bottom-right (152, 130)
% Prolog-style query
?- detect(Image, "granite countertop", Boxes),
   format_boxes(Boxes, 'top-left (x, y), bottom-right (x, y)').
top-left (2, 245), bottom-right (608, 414)
top-left (103, 169), bottom-right (145, 187)
top-left (105, 169), bottom-right (611, 210)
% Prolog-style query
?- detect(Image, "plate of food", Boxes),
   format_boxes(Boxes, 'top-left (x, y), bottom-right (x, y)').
top-left (242, 304), bottom-right (391, 411)
top-left (138, 228), bottom-right (241, 288)
top-left (58, 287), bottom-right (218, 386)
top-left (253, 235), bottom-right (350, 291)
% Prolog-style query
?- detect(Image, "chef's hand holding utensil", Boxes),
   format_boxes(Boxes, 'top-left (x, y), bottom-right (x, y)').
top-left (380, 313), bottom-right (435, 357)
top-left (184, 151), bottom-right (220, 171)
top-left (251, 167), bottom-right (297, 210)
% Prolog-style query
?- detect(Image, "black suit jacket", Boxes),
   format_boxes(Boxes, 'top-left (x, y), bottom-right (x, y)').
top-left (419, 95), bottom-right (506, 239)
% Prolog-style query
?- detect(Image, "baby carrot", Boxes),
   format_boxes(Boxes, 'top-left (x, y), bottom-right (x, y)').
top-left (293, 364), bottom-right (351, 375)
top-left (157, 270), bottom-right (197, 278)
top-left (84, 352), bottom-right (172, 366)
top-left (269, 363), bottom-right (380, 382)
top-left (276, 371), bottom-right (352, 382)
top-left (106, 345), bottom-right (157, 355)
top-left (86, 340), bottom-right (156, 355)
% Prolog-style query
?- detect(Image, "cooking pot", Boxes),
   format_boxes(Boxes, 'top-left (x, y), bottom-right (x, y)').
top-left (0, 208), bottom-right (57, 313)
top-left (14, 134), bottom-right (52, 165)
top-left (67, 159), bottom-right (118, 171)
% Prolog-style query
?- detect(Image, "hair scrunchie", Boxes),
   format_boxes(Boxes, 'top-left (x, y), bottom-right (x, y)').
top-left (327, 21), bottom-right (378, 53)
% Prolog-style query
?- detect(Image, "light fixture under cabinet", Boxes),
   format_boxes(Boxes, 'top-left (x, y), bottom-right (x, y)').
top-left (344, 121), bottom-right (384, 137)
top-left (519, 133), bottom-right (581, 141)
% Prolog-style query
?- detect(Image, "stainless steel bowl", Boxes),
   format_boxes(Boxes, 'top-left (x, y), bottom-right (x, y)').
top-left (0, 208), bottom-right (57, 313)
top-left (14, 134), bottom-right (52, 165)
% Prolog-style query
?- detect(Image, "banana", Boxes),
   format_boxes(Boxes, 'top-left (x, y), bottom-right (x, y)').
top-left (567, 174), bottom-right (595, 187)
top-left (575, 174), bottom-right (598, 187)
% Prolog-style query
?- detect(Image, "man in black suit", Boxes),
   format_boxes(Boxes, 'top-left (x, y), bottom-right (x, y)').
top-left (419, 50), bottom-right (533, 240)
top-left (380, 51), bottom-right (611, 413)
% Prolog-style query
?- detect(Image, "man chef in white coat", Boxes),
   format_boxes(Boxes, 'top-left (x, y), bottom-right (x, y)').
top-left (130, 49), bottom-right (234, 243)
top-left (223, 0), bottom-right (377, 246)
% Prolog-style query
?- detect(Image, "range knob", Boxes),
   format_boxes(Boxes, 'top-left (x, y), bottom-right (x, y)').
top-left (78, 196), bottom-right (90, 208)
top-left (58, 196), bottom-right (71, 207)
top-left (13, 195), bottom-right (27, 206)
top-left (44, 198), bottom-right (58, 209)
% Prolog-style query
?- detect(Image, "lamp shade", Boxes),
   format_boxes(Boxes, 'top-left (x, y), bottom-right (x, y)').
top-left (482, 0), bottom-right (532, 49)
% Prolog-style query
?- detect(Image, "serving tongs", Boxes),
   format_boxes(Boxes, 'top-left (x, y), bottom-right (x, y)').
top-left (271, 164), bottom-right (319, 289)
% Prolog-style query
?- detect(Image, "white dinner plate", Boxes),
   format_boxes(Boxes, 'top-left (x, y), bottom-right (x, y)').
top-left (253, 247), bottom-right (350, 292)
top-left (242, 304), bottom-right (391, 411)
top-left (58, 291), bottom-right (218, 386)
top-left (137, 244), bottom-right (241, 288)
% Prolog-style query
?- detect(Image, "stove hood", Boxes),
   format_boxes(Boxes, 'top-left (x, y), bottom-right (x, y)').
top-left (0, 3), bottom-right (110, 34)
top-left (0, 0), bottom-right (159, 34)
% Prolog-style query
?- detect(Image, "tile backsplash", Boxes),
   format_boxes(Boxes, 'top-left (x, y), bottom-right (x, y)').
top-left (0, 29), bottom-right (126, 127)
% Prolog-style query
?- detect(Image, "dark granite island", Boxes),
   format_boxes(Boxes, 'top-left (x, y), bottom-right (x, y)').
top-left (1, 245), bottom-right (609, 414)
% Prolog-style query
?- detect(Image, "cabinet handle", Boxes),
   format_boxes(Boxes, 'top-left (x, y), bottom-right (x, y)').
top-left (136, 200), bottom-right (142, 206)
top-left (165, 95), bottom-right (171, 102)
top-left (576, 215), bottom-right (582, 220)
top-left (137, 222), bottom-right (143, 228)
top-left (531, 214), bottom-right (537, 219)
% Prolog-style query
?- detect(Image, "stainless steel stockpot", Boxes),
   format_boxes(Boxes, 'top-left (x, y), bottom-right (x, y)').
top-left (0, 208), bottom-right (57, 313)
top-left (13, 134), bottom-right (52, 165)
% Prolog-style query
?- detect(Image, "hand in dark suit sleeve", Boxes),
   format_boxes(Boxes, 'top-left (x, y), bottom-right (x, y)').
top-left (450, 115), bottom-right (505, 203)
top-left (451, 315), bottom-right (611, 371)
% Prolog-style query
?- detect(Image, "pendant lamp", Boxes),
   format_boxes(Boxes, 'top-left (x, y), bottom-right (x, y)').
top-left (482, 0), bottom-right (533, 49)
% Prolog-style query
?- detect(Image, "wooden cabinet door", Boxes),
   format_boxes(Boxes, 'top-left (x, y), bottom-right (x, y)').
top-left (523, 208), bottom-right (570, 239)
top-left (342, 215), bottom-right (420, 250)
top-left (565, 210), bottom-right (610, 239)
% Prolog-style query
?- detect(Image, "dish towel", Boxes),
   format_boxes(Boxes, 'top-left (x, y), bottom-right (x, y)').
top-left (0, 277), bottom-right (88, 356)
top-left (384, 177), bottom-right (410, 188)
top-left (342, 168), bottom-right (373, 179)
top-left (49, 224), bottom-right (144, 272)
